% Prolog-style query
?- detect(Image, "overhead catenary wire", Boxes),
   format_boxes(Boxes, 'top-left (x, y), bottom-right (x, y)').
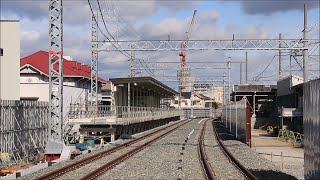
top-left (98, 0), bottom-right (154, 76)
top-left (88, 0), bottom-right (131, 58)
top-left (88, 0), bottom-right (156, 76)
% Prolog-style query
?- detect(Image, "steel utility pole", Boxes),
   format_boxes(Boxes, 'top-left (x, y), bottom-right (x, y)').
top-left (228, 57), bottom-right (231, 103)
top-left (130, 45), bottom-right (135, 77)
top-left (303, 3), bottom-right (309, 82)
top-left (228, 57), bottom-right (231, 131)
top-left (91, 13), bottom-right (99, 106)
top-left (245, 52), bottom-right (248, 84)
top-left (240, 62), bottom-right (243, 85)
top-left (279, 33), bottom-right (282, 80)
top-left (47, 0), bottom-right (64, 152)
top-left (223, 72), bottom-right (227, 127)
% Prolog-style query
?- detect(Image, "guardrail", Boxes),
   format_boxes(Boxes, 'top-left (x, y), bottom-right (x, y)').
top-left (68, 105), bottom-right (182, 124)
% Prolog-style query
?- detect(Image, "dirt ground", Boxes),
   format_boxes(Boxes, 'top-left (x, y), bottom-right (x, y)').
top-left (251, 129), bottom-right (304, 180)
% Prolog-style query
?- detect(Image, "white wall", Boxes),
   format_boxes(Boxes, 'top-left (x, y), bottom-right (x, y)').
top-left (20, 83), bottom-right (49, 101)
top-left (0, 20), bottom-right (20, 100)
top-left (20, 82), bottom-right (89, 118)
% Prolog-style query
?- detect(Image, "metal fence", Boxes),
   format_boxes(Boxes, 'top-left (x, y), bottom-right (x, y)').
top-left (182, 107), bottom-right (215, 119)
top-left (304, 79), bottom-right (320, 179)
top-left (221, 98), bottom-right (249, 143)
top-left (68, 104), bottom-right (183, 125)
top-left (0, 100), bottom-right (49, 165)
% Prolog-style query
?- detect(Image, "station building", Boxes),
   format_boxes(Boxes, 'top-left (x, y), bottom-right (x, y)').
top-left (68, 77), bottom-right (182, 142)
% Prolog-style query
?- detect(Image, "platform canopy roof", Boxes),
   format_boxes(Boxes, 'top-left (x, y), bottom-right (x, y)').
top-left (109, 77), bottom-right (177, 97)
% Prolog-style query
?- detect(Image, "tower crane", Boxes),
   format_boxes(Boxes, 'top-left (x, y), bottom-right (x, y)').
top-left (180, 10), bottom-right (197, 92)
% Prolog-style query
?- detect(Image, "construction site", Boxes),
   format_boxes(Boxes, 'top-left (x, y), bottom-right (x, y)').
top-left (0, 0), bottom-right (319, 179)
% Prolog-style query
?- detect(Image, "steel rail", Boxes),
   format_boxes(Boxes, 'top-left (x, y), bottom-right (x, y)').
top-left (212, 120), bottom-right (258, 180)
top-left (35, 120), bottom-right (189, 180)
top-left (198, 119), bottom-right (215, 180)
top-left (79, 120), bottom-right (191, 180)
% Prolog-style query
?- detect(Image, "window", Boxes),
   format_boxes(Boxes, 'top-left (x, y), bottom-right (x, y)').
top-left (0, 48), bottom-right (3, 56)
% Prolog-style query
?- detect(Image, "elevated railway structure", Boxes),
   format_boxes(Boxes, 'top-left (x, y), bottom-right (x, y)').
top-left (66, 77), bottom-right (182, 143)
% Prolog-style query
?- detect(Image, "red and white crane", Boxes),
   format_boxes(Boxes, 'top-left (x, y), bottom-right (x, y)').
top-left (179, 10), bottom-right (197, 92)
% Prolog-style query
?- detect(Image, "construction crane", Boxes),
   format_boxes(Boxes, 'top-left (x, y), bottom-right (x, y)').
top-left (179, 10), bottom-right (197, 92)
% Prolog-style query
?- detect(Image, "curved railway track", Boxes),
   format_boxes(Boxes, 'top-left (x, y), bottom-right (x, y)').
top-left (198, 118), bottom-right (215, 179)
top-left (211, 119), bottom-right (258, 180)
top-left (35, 120), bottom-right (190, 180)
top-left (198, 119), bottom-right (258, 180)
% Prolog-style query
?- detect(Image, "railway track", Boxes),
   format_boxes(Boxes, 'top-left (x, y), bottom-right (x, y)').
top-left (198, 119), bottom-right (258, 180)
top-left (35, 120), bottom-right (190, 180)
top-left (198, 118), bottom-right (215, 179)
top-left (210, 119), bottom-right (258, 180)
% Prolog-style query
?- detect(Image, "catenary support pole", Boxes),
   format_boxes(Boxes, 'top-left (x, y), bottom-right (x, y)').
top-left (240, 62), bottom-right (243, 85)
top-left (235, 101), bottom-right (238, 138)
top-left (47, 0), bottom-right (64, 150)
top-left (279, 33), bottom-right (282, 80)
top-left (228, 57), bottom-right (231, 131)
top-left (128, 83), bottom-right (130, 111)
top-left (303, 3), bottom-right (308, 82)
top-left (223, 72), bottom-right (226, 126)
top-left (246, 52), bottom-right (248, 84)
top-left (91, 13), bottom-right (99, 106)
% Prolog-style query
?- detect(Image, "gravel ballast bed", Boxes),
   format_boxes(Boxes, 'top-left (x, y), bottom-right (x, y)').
top-left (98, 119), bottom-right (206, 179)
top-left (57, 122), bottom-right (182, 180)
top-left (18, 120), bottom-right (183, 180)
top-left (213, 121), bottom-right (298, 180)
top-left (204, 120), bottom-right (246, 180)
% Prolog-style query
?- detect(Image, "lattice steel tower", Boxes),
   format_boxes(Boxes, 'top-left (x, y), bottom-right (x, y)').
top-left (46, 0), bottom-right (64, 153)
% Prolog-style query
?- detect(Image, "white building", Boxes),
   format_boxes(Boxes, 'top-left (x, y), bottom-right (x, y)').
top-left (169, 92), bottom-right (213, 108)
top-left (20, 50), bottom-right (107, 117)
top-left (0, 20), bottom-right (20, 100)
top-left (193, 84), bottom-right (224, 105)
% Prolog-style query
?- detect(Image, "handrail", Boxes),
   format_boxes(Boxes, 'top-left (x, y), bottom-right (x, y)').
top-left (68, 105), bottom-right (183, 124)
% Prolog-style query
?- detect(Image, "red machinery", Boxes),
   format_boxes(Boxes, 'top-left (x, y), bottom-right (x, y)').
top-left (179, 10), bottom-right (197, 92)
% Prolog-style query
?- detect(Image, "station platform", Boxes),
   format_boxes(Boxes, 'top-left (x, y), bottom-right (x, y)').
top-left (65, 77), bottom-right (182, 143)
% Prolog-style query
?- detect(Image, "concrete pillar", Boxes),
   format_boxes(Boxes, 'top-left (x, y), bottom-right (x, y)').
top-left (122, 86), bottom-right (125, 106)
top-left (117, 86), bottom-right (121, 107)
top-left (109, 127), bottom-right (116, 143)
top-left (125, 85), bottom-right (128, 107)
top-left (111, 83), bottom-right (116, 112)
top-left (127, 83), bottom-right (131, 111)
top-left (130, 125), bottom-right (133, 135)
top-left (144, 89), bottom-right (147, 107)
top-left (138, 87), bottom-right (140, 107)
top-left (132, 84), bottom-right (134, 107)
top-left (149, 90), bottom-right (151, 108)
top-left (157, 93), bottom-right (159, 108)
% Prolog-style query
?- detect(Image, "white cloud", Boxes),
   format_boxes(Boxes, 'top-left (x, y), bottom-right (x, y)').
top-left (135, 10), bottom-right (268, 40)
top-left (21, 30), bottom-right (41, 43)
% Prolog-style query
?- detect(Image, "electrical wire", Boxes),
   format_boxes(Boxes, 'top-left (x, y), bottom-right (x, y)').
top-left (92, 0), bottom-right (156, 76)
top-left (103, 0), bottom-right (159, 76)
top-left (97, 0), bottom-right (130, 57)
top-left (249, 55), bottom-right (276, 84)
top-left (87, 0), bottom-right (130, 58)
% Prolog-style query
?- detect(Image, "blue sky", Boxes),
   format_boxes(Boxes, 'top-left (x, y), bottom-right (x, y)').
top-left (1, 0), bottom-right (319, 88)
